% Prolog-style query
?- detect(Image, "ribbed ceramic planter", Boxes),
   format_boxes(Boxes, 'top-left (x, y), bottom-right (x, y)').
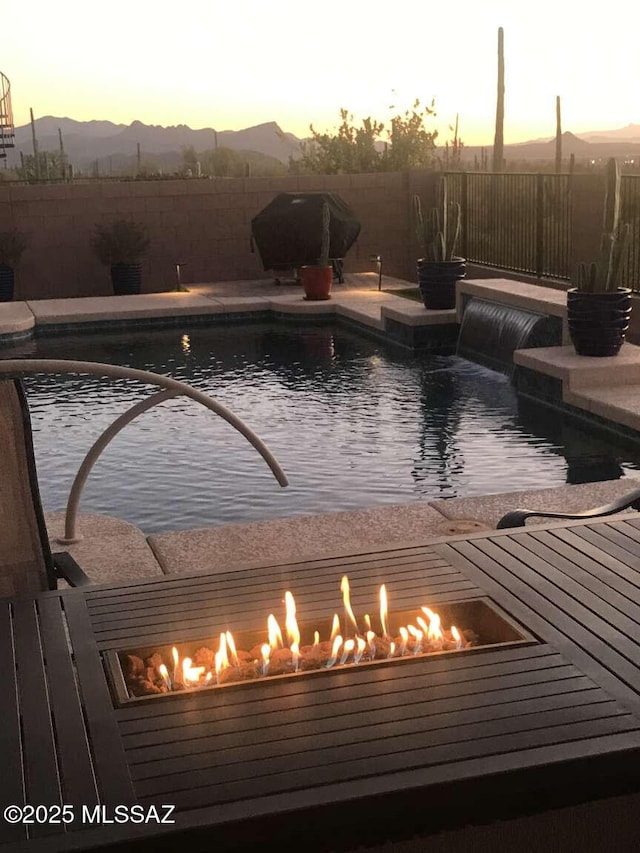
top-left (110, 263), bottom-right (142, 296)
top-left (567, 287), bottom-right (632, 357)
top-left (417, 258), bottom-right (466, 310)
top-left (0, 265), bottom-right (15, 302)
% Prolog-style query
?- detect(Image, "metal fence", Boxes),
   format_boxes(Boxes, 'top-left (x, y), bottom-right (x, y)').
top-left (445, 172), bottom-right (572, 280)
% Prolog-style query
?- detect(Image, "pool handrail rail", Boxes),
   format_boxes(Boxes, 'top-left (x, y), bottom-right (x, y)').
top-left (0, 358), bottom-right (289, 543)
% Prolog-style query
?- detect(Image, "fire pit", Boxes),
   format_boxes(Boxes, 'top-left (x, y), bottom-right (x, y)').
top-left (104, 575), bottom-right (533, 707)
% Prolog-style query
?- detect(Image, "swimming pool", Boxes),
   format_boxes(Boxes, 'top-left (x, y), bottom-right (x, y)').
top-left (7, 321), bottom-right (640, 533)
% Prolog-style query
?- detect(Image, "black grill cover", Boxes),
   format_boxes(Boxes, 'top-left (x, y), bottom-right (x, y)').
top-left (251, 192), bottom-right (361, 271)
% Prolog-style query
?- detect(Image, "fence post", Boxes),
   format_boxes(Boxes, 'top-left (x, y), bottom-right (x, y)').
top-left (535, 173), bottom-right (544, 278)
top-left (461, 172), bottom-right (468, 259)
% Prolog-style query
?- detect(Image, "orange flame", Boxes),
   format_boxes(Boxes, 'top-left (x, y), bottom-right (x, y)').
top-left (215, 632), bottom-right (230, 680)
top-left (172, 646), bottom-right (179, 683)
top-left (260, 643), bottom-right (270, 675)
top-left (285, 591), bottom-right (301, 648)
top-left (226, 631), bottom-right (239, 667)
top-left (366, 629), bottom-right (376, 659)
top-left (451, 625), bottom-right (462, 648)
top-left (399, 626), bottom-right (409, 655)
top-left (407, 624), bottom-right (423, 653)
top-left (267, 614), bottom-right (283, 650)
top-left (341, 575), bottom-right (359, 634)
top-left (340, 638), bottom-right (355, 665)
top-left (182, 657), bottom-right (205, 686)
top-left (158, 663), bottom-right (171, 690)
top-left (327, 634), bottom-right (343, 668)
top-left (380, 585), bottom-right (389, 638)
top-left (330, 613), bottom-right (341, 641)
top-left (421, 606), bottom-right (443, 641)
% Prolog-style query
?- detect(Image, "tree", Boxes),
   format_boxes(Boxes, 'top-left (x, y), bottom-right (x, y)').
top-left (381, 98), bottom-right (438, 171)
top-left (291, 99), bottom-right (438, 174)
top-left (294, 108), bottom-right (383, 174)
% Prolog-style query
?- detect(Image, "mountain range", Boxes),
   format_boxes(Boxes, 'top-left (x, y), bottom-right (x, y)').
top-left (5, 117), bottom-right (303, 172)
top-left (4, 117), bottom-right (640, 172)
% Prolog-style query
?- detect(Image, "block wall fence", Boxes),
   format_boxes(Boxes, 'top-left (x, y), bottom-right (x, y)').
top-left (0, 171), bottom-right (605, 301)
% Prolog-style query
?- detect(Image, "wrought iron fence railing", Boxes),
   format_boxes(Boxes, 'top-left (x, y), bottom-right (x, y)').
top-left (445, 172), bottom-right (572, 281)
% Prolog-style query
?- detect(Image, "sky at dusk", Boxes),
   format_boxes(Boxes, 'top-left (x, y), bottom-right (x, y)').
top-left (3, 0), bottom-right (639, 146)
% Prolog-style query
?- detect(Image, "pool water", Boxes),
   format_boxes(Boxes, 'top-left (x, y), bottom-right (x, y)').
top-left (8, 322), bottom-right (640, 534)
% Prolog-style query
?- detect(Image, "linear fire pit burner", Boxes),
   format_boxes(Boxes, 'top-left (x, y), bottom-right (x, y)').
top-left (104, 579), bottom-right (535, 707)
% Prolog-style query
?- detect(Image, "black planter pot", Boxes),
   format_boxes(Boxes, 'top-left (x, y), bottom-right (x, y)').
top-left (567, 287), bottom-right (632, 357)
top-left (0, 265), bottom-right (15, 302)
top-left (110, 263), bottom-right (142, 296)
top-left (417, 258), bottom-right (466, 310)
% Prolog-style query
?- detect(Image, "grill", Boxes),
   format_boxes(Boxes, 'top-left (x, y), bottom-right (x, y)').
top-left (4, 517), bottom-right (640, 851)
top-left (250, 192), bottom-right (361, 280)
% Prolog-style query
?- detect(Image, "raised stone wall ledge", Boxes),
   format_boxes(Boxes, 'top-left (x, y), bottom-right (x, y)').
top-left (457, 278), bottom-right (568, 324)
top-left (515, 344), bottom-right (640, 432)
top-left (26, 292), bottom-right (227, 325)
top-left (0, 302), bottom-right (36, 337)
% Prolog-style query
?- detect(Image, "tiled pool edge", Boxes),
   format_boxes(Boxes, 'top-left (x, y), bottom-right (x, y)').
top-left (4, 286), bottom-right (640, 437)
top-left (0, 297), bottom-right (460, 353)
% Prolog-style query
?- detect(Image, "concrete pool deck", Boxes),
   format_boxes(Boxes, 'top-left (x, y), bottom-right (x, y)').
top-left (44, 477), bottom-right (640, 584)
top-left (2, 273), bottom-right (639, 585)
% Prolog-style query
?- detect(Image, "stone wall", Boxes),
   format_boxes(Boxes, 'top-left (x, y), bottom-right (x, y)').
top-left (0, 171), bottom-right (425, 300)
top-left (0, 170), bottom-right (617, 302)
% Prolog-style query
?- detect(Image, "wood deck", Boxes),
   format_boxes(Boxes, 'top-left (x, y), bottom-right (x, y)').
top-left (3, 515), bottom-right (640, 851)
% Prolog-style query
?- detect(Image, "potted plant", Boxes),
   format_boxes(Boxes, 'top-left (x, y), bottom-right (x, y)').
top-left (567, 158), bottom-right (632, 357)
top-left (413, 177), bottom-right (465, 310)
top-left (300, 200), bottom-right (332, 301)
top-left (0, 228), bottom-right (27, 302)
top-left (90, 219), bottom-right (149, 296)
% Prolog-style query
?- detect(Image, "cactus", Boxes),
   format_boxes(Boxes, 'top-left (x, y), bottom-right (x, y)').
top-left (414, 176), bottom-right (461, 262)
top-left (492, 26), bottom-right (505, 173)
top-left (555, 95), bottom-right (562, 173)
top-left (573, 158), bottom-right (630, 293)
top-left (318, 200), bottom-right (331, 266)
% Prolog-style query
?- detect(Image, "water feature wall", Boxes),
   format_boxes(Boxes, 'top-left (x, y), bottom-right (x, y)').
top-left (457, 297), bottom-right (562, 378)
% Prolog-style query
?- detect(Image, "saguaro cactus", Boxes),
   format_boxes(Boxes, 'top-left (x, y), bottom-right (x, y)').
top-left (573, 158), bottom-right (630, 292)
top-left (492, 27), bottom-right (505, 173)
top-left (318, 200), bottom-right (331, 266)
top-left (413, 177), bottom-right (461, 262)
top-left (555, 96), bottom-right (562, 173)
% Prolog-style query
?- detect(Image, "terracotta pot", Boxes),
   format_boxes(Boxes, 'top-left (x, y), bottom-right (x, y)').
top-left (567, 287), bottom-right (632, 357)
top-left (417, 258), bottom-right (466, 310)
top-left (301, 265), bottom-right (332, 301)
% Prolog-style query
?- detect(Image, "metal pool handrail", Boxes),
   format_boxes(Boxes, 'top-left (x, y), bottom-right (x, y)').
top-left (0, 359), bottom-right (289, 543)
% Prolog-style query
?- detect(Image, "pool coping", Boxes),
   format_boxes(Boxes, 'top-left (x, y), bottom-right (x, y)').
top-left (4, 274), bottom-right (640, 437)
top-left (45, 476), bottom-right (640, 585)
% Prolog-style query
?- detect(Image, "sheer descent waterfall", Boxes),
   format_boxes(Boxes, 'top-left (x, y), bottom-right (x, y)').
top-left (457, 297), bottom-right (561, 378)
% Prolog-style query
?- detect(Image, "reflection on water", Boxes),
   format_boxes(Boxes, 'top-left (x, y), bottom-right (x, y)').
top-left (6, 322), bottom-right (640, 533)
